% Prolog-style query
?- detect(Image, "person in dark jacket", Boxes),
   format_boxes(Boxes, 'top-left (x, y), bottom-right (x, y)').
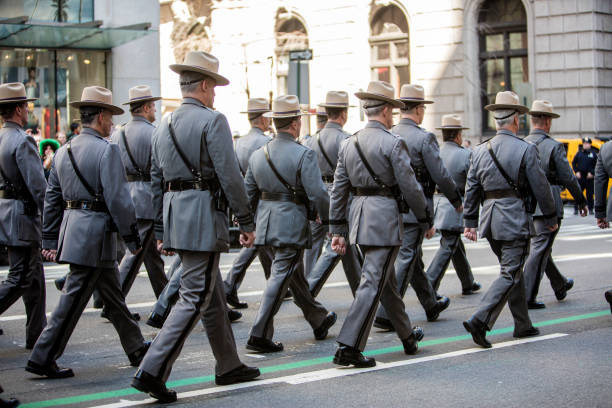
top-left (572, 137), bottom-right (598, 214)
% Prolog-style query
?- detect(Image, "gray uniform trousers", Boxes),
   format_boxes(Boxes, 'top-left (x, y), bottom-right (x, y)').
top-left (427, 230), bottom-right (474, 293)
top-left (307, 235), bottom-right (361, 297)
top-left (150, 256), bottom-right (182, 318)
top-left (139, 251), bottom-right (241, 381)
top-left (337, 246), bottom-right (413, 351)
top-left (0, 246), bottom-right (46, 346)
top-left (223, 245), bottom-right (273, 297)
top-left (118, 219), bottom-right (167, 298)
top-left (523, 219), bottom-right (566, 301)
top-left (376, 225), bottom-right (438, 322)
top-left (250, 247), bottom-right (328, 340)
top-left (471, 238), bottom-right (533, 332)
top-left (303, 221), bottom-right (327, 277)
top-left (30, 263), bottom-right (144, 366)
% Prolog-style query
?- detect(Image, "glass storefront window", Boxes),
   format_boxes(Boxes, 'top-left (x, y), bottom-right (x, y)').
top-left (0, 0), bottom-right (94, 24)
top-left (486, 34), bottom-right (504, 52)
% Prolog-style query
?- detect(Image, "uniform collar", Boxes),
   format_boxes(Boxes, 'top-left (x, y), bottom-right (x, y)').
top-left (2, 121), bottom-right (23, 130)
top-left (530, 128), bottom-right (549, 137)
top-left (365, 120), bottom-right (389, 130)
top-left (80, 127), bottom-right (104, 139)
top-left (324, 121), bottom-right (342, 130)
top-left (399, 118), bottom-right (419, 127)
top-left (250, 127), bottom-right (265, 135)
top-left (182, 97), bottom-right (208, 109)
top-left (444, 140), bottom-right (463, 148)
top-left (496, 129), bottom-right (519, 139)
top-left (276, 132), bottom-right (298, 142)
top-left (131, 115), bottom-right (153, 125)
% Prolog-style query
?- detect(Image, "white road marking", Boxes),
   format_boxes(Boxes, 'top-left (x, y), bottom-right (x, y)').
top-left (89, 333), bottom-right (567, 408)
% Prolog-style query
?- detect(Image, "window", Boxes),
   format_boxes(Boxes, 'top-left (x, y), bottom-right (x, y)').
top-left (0, 0), bottom-right (94, 23)
top-left (478, 0), bottom-right (530, 133)
top-left (275, 12), bottom-right (308, 96)
top-left (369, 4), bottom-right (409, 95)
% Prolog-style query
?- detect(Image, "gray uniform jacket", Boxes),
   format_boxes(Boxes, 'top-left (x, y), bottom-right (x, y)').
top-left (434, 141), bottom-right (471, 232)
top-left (304, 122), bottom-right (348, 180)
top-left (151, 98), bottom-right (254, 252)
top-left (392, 119), bottom-right (462, 224)
top-left (329, 120), bottom-right (429, 246)
top-left (42, 127), bottom-right (140, 268)
top-left (0, 121), bottom-right (47, 247)
top-left (110, 116), bottom-right (155, 220)
top-left (525, 128), bottom-right (586, 218)
top-left (245, 132), bottom-right (329, 248)
top-left (595, 141), bottom-right (612, 219)
top-left (463, 129), bottom-right (556, 241)
top-left (234, 127), bottom-right (270, 176)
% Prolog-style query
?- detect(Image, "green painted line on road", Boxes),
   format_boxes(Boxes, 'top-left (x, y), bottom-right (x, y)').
top-left (20, 309), bottom-right (609, 408)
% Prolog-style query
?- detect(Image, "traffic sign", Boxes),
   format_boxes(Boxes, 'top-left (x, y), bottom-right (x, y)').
top-left (289, 49), bottom-right (313, 61)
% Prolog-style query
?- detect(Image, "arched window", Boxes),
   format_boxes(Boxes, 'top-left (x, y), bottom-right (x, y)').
top-left (479, 0), bottom-right (530, 133)
top-left (369, 4), bottom-right (409, 94)
top-left (275, 9), bottom-right (308, 96)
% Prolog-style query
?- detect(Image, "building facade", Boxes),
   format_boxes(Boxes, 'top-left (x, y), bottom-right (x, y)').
top-left (159, 0), bottom-right (611, 141)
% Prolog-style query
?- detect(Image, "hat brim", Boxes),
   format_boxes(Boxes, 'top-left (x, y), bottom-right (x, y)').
top-left (399, 98), bottom-right (434, 105)
top-left (354, 92), bottom-right (404, 108)
top-left (0, 97), bottom-right (37, 105)
top-left (484, 104), bottom-right (529, 114)
top-left (318, 103), bottom-right (357, 108)
top-left (169, 64), bottom-right (230, 86)
top-left (528, 110), bottom-right (560, 118)
top-left (239, 109), bottom-right (271, 114)
top-left (70, 101), bottom-right (125, 115)
top-left (263, 111), bottom-right (309, 119)
top-left (122, 96), bottom-right (162, 105)
top-left (436, 125), bottom-right (470, 130)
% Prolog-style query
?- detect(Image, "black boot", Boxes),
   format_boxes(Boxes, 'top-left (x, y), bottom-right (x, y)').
top-left (463, 319), bottom-right (491, 348)
top-left (132, 369), bottom-right (177, 403)
top-left (333, 345), bottom-right (376, 368)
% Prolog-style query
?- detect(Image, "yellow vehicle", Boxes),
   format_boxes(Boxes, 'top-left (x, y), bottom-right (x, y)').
top-left (558, 138), bottom-right (611, 202)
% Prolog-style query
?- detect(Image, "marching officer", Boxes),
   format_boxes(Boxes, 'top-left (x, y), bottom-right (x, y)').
top-left (523, 101), bottom-right (587, 309)
top-left (223, 98), bottom-right (274, 309)
top-left (375, 84), bottom-right (461, 330)
top-left (132, 51), bottom-right (259, 403)
top-left (0, 82), bottom-right (47, 350)
top-left (27, 86), bottom-right (149, 378)
top-left (304, 91), bottom-right (361, 297)
top-left (245, 95), bottom-right (337, 353)
top-left (426, 114), bottom-right (480, 296)
top-left (330, 81), bottom-right (428, 367)
top-left (573, 137), bottom-right (598, 215)
top-left (110, 85), bottom-right (168, 304)
top-left (299, 105), bottom-right (327, 146)
top-left (594, 138), bottom-right (612, 314)
top-left (462, 91), bottom-right (558, 348)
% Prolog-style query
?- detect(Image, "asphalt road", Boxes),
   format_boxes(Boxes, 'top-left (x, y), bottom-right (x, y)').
top-left (1, 207), bottom-right (611, 408)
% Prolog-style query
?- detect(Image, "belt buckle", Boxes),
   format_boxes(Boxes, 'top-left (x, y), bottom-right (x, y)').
top-left (82, 202), bottom-right (92, 210)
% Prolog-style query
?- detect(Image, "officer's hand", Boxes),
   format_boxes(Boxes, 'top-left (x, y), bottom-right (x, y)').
top-left (331, 236), bottom-right (346, 255)
top-left (579, 206), bottom-right (588, 217)
top-left (240, 231), bottom-right (255, 248)
top-left (455, 204), bottom-right (464, 213)
top-left (464, 227), bottom-right (477, 242)
top-left (156, 240), bottom-right (175, 256)
top-left (587, 172), bottom-right (594, 179)
top-left (575, 171), bottom-right (581, 179)
top-left (547, 223), bottom-right (559, 232)
top-left (424, 226), bottom-right (436, 239)
top-left (597, 218), bottom-right (609, 229)
top-left (41, 249), bottom-right (57, 262)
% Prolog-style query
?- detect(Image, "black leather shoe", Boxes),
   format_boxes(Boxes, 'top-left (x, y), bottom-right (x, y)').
top-left (54, 276), bottom-right (66, 291)
top-left (101, 309), bottom-right (140, 321)
top-left (146, 312), bottom-right (165, 329)
top-left (528, 300), bottom-right (546, 309)
top-left (228, 309), bottom-right (242, 322)
top-left (128, 341), bottom-right (151, 367)
top-left (513, 326), bottom-right (540, 338)
top-left (226, 292), bottom-right (248, 309)
top-left (246, 336), bottom-right (283, 353)
top-left (373, 317), bottom-right (395, 331)
top-left (426, 296), bottom-right (450, 322)
top-left (333, 346), bottom-right (376, 368)
top-left (131, 369), bottom-right (177, 403)
top-left (93, 298), bottom-right (104, 309)
top-left (462, 282), bottom-right (481, 295)
top-left (284, 289), bottom-right (293, 301)
top-left (402, 326), bottom-right (424, 355)
top-left (215, 364), bottom-right (261, 386)
top-left (26, 360), bottom-right (74, 378)
top-left (314, 312), bottom-right (337, 340)
top-left (555, 278), bottom-right (574, 301)
top-left (605, 290), bottom-right (612, 314)
top-left (463, 319), bottom-right (491, 348)
top-left (0, 397), bottom-right (19, 408)
top-left (435, 294), bottom-right (443, 301)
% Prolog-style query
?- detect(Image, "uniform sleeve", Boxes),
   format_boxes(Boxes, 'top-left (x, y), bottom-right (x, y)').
top-left (524, 144), bottom-right (556, 226)
top-left (206, 113), bottom-right (254, 232)
top-left (300, 148), bottom-right (330, 222)
top-left (552, 143), bottom-right (586, 207)
top-left (101, 143), bottom-right (141, 252)
top-left (16, 138), bottom-right (47, 211)
top-left (41, 156), bottom-right (63, 250)
top-left (150, 126), bottom-right (164, 240)
top-left (244, 155), bottom-right (260, 214)
top-left (392, 138), bottom-right (430, 226)
top-left (572, 152), bottom-right (579, 171)
top-left (594, 152), bottom-right (609, 219)
top-left (422, 133), bottom-right (462, 207)
top-left (463, 153), bottom-right (482, 228)
top-left (329, 140), bottom-right (352, 235)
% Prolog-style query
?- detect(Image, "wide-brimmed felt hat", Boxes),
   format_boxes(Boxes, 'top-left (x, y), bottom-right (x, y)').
top-left (123, 85), bottom-right (161, 105)
top-left (240, 98), bottom-right (270, 114)
top-left (528, 100), bottom-right (560, 118)
top-left (398, 84), bottom-right (434, 104)
top-left (484, 91), bottom-right (529, 115)
top-left (436, 114), bottom-right (469, 130)
top-left (0, 82), bottom-right (37, 104)
top-left (169, 51), bottom-right (229, 86)
top-left (263, 95), bottom-right (309, 119)
top-left (39, 138), bottom-right (61, 156)
top-left (355, 81), bottom-right (404, 109)
top-left (70, 86), bottom-right (124, 115)
top-left (318, 91), bottom-right (356, 108)
top-left (315, 105), bottom-right (328, 116)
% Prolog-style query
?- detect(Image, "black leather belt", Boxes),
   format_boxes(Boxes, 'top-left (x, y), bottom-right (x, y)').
top-left (127, 174), bottom-right (151, 182)
top-left (260, 191), bottom-right (308, 205)
top-left (351, 186), bottom-right (395, 197)
top-left (165, 179), bottom-right (210, 192)
top-left (484, 189), bottom-right (520, 200)
top-left (65, 199), bottom-right (109, 212)
top-left (322, 175), bottom-right (334, 184)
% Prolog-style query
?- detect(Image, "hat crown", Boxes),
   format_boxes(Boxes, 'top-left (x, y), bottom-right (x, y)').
top-left (364, 81), bottom-right (395, 100)
top-left (80, 86), bottom-right (113, 106)
top-left (441, 114), bottom-right (463, 127)
top-left (316, 105), bottom-right (327, 115)
top-left (271, 95), bottom-right (301, 115)
top-left (246, 98), bottom-right (269, 112)
top-left (324, 90), bottom-right (349, 106)
top-left (400, 84), bottom-right (426, 100)
top-left (128, 85), bottom-right (154, 101)
top-left (530, 100), bottom-right (553, 113)
top-left (493, 91), bottom-right (520, 108)
top-left (0, 82), bottom-right (28, 101)
top-left (182, 51), bottom-right (220, 76)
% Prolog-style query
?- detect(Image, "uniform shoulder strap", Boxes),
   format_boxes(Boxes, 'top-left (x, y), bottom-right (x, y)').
top-left (486, 141), bottom-right (519, 193)
top-left (316, 132), bottom-right (335, 171)
top-left (66, 141), bottom-right (101, 199)
top-left (353, 132), bottom-right (389, 189)
top-left (167, 113), bottom-right (202, 180)
top-left (263, 142), bottom-right (297, 193)
top-left (120, 125), bottom-right (144, 176)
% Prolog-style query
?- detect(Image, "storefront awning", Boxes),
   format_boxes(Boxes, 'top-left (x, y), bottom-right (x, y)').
top-left (0, 21), bottom-right (154, 50)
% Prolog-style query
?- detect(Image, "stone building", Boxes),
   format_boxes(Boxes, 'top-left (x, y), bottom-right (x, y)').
top-left (159, 0), bottom-right (611, 141)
